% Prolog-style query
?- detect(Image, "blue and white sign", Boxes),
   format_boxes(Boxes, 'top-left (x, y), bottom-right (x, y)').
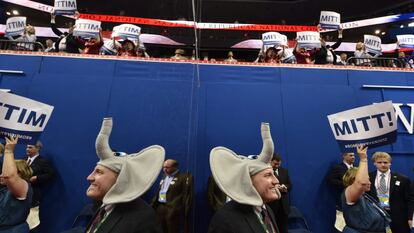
top-left (100, 39), bottom-right (118, 55)
top-left (328, 101), bottom-right (397, 152)
top-left (364, 35), bottom-right (382, 55)
top-left (262, 32), bottom-right (287, 51)
top-left (397, 34), bottom-right (414, 49)
top-left (73, 19), bottom-right (101, 39)
top-left (296, 31), bottom-right (321, 49)
top-left (5, 17), bottom-right (26, 37)
top-left (53, 0), bottom-right (77, 15)
top-left (0, 91), bottom-right (54, 144)
top-left (112, 24), bottom-right (141, 41)
top-left (320, 11), bottom-right (341, 30)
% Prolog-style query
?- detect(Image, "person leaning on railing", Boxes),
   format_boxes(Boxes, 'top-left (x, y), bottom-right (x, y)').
top-left (341, 145), bottom-right (391, 233)
top-left (6, 25), bottom-right (37, 51)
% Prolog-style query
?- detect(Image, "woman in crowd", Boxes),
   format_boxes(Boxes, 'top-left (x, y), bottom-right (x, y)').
top-left (341, 145), bottom-right (391, 233)
top-left (7, 25), bottom-right (37, 51)
top-left (0, 136), bottom-right (33, 233)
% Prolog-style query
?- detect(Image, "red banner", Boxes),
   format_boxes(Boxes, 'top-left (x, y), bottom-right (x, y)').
top-left (80, 13), bottom-right (317, 32)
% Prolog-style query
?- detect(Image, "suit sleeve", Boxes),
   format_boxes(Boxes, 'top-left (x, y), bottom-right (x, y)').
top-left (208, 210), bottom-right (235, 233)
top-left (285, 169), bottom-right (292, 192)
top-left (34, 158), bottom-right (55, 185)
top-left (405, 177), bottom-right (414, 220)
top-left (327, 165), bottom-right (345, 189)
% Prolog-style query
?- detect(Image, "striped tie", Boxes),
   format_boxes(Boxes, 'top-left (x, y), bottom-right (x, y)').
top-left (378, 173), bottom-right (387, 194)
top-left (261, 208), bottom-right (275, 233)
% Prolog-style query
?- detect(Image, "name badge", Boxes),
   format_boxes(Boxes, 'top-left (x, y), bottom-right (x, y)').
top-left (378, 194), bottom-right (390, 208)
top-left (386, 225), bottom-right (392, 233)
top-left (158, 191), bottom-right (167, 203)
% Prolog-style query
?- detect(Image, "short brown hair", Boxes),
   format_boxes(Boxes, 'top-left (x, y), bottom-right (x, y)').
top-left (371, 152), bottom-right (391, 163)
top-left (15, 160), bottom-right (33, 181)
top-left (343, 167), bottom-right (358, 187)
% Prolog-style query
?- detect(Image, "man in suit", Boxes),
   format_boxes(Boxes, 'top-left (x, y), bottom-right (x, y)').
top-left (327, 152), bottom-right (355, 209)
top-left (151, 159), bottom-right (193, 233)
top-left (82, 118), bottom-right (164, 233)
top-left (367, 152), bottom-right (414, 233)
top-left (25, 141), bottom-right (55, 207)
top-left (269, 154), bottom-right (292, 233)
top-left (208, 122), bottom-right (281, 233)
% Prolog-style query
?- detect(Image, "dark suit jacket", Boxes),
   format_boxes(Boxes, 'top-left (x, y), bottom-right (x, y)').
top-left (151, 171), bottom-right (193, 217)
top-left (269, 167), bottom-right (292, 215)
top-left (207, 176), bottom-right (227, 212)
top-left (327, 162), bottom-right (350, 209)
top-left (208, 201), bottom-right (279, 233)
top-left (28, 155), bottom-right (55, 205)
top-left (86, 198), bottom-right (162, 233)
top-left (367, 171), bottom-right (414, 233)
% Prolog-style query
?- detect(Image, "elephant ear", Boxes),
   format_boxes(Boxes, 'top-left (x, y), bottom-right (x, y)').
top-left (258, 122), bottom-right (274, 164)
top-left (102, 145), bottom-right (165, 205)
top-left (210, 147), bottom-right (263, 206)
top-left (96, 118), bottom-right (114, 160)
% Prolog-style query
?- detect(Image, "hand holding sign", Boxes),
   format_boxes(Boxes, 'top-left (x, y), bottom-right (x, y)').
top-left (4, 136), bottom-right (18, 153)
top-left (73, 19), bottom-right (101, 39)
top-left (356, 145), bottom-right (368, 160)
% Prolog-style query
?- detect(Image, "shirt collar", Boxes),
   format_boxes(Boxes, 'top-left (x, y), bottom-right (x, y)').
top-left (29, 154), bottom-right (40, 161)
top-left (377, 169), bottom-right (391, 177)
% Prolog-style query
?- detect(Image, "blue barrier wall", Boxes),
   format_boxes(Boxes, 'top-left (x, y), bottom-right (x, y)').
top-left (0, 54), bottom-right (413, 233)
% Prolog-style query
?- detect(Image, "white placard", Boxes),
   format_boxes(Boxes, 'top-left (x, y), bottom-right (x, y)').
top-left (0, 92), bottom-right (54, 144)
top-left (320, 11), bottom-right (341, 30)
top-left (73, 19), bottom-right (101, 39)
top-left (262, 32), bottom-right (287, 50)
top-left (327, 101), bottom-right (397, 152)
top-left (296, 31), bottom-right (321, 49)
top-left (53, 0), bottom-right (77, 15)
top-left (5, 17), bottom-right (26, 37)
top-left (364, 35), bottom-right (382, 55)
top-left (397, 34), bottom-right (414, 49)
top-left (113, 24), bottom-right (141, 40)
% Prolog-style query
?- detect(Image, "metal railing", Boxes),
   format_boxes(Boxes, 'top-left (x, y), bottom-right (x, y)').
top-left (346, 57), bottom-right (408, 68)
top-left (0, 39), bottom-right (45, 52)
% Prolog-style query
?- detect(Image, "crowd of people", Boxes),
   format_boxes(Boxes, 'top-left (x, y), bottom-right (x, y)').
top-left (1, 11), bottom-right (414, 68)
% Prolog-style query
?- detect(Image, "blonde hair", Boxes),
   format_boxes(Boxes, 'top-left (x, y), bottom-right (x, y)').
top-left (371, 152), bottom-right (391, 163)
top-left (343, 167), bottom-right (358, 187)
top-left (15, 160), bottom-right (33, 181)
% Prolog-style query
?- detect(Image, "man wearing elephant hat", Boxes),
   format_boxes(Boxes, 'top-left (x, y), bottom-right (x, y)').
top-left (208, 123), bottom-right (281, 233)
top-left (84, 118), bottom-right (164, 233)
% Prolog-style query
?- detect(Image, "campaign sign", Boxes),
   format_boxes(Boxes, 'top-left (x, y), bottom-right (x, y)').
top-left (73, 19), bottom-right (101, 39)
top-left (327, 101), bottom-right (397, 152)
top-left (100, 39), bottom-right (118, 55)
top-left (114, 24), bottom-right (141, 40)
top-left (364, 35), bottom-right (382, 55)
top-left (397, 34), bottom-right (414, 49)
top-left (262, 32), bottom-right (286, 51)
top-left (5, 17), bottom-right (26, 37)
top-left (0, 92), bottom-right (54, 144)
top-left (320, 11), bottom-right (341, 30)
top-left (296, 31), bottom-right (321, 49)
top-left (54, 0), bottom-right (77, 15)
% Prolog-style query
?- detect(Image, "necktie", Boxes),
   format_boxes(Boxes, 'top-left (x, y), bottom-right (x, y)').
top-left (87, 207), bottom-right (107, 233)
top-left (378, 173), bottom-right (387, 194)
top-left (27, 158), bottom-right (32, 166)
top-left (261, 208), bottom-right (275, 233)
